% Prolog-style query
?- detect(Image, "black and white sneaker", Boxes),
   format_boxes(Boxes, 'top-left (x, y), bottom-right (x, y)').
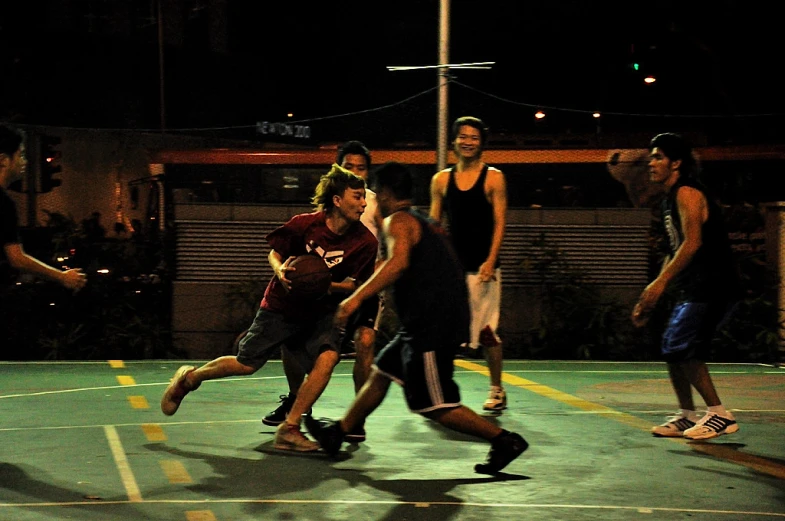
top-left (474, 430), bottom-right (528, 474)
top-left (262, 394), bottom-right (295, 426)
top-left (304, 416), bottom-right (344, 456)
top-left (262, 394), bottom-right (312, 427)
top-left (683, 412), bottom-right (739, 440)
top-left (651, 415), bottom-right (696, 437)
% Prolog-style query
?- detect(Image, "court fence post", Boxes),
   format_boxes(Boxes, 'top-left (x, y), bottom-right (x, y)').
top-left (764, 202), bottom-right (785, 364)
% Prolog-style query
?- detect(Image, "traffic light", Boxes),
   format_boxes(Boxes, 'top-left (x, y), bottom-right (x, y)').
top-left (39, 135), bottom-right (62, 193)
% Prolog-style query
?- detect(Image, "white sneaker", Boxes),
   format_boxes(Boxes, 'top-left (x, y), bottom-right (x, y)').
top-left (683, 412), bottom-right (739, 440)
top-left (651, 415), bottom-right (696, 437)
top-left (483, 388), bottom-right (507, 412)
top-left (274, 423), bottom-right (320, 452)
top-left (160, 365), bottom-right (199, 416)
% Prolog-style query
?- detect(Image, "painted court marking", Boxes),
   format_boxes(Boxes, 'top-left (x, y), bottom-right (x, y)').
top-left (1, 498), bottom-right (784, 517)
top-left (128, 395), bottom-right (149, 409)
top-left (1, 359), bottom-right (783, 518)
top-left (455, 358), bottom-right (785, 480)
top-left (103, 425), bottom-right (142, 502)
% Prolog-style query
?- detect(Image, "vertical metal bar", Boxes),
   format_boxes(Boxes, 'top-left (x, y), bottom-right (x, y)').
top-left (158, 0), bottom-right (166, 131)
top-left (437, 0), bottom-right (450, 172)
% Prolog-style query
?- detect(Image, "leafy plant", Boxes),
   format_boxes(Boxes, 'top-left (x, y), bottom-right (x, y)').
top-left (1, 211), bottom-right (178, 360)
top-left (520, 233), bottom-right (633, 360)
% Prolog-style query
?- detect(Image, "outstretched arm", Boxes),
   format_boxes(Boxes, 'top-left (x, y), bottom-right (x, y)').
top-left (4, 243), bottom-right (86, 291)
top-left (335, 212), bottom-right (419, 328)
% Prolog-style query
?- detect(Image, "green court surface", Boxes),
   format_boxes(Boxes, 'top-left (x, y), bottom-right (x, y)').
top-left (1, 359), bottom-right (784, 521)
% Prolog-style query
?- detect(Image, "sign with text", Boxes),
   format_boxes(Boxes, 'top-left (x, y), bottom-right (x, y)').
top-left (256, 121), bottom-right (312, 139)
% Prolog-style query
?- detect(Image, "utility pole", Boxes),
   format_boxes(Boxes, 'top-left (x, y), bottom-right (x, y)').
top-left (158, 0), bottom-right (166, 131)
top-left (437, 0), bottom-right (450, 172)
top-left (386, 0), bottom-right (490, 169)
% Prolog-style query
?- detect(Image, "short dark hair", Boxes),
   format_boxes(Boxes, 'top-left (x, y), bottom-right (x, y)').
top-left (451, 116), bottom-right (489, 146)
top-left (312, 163), bottom-right (366, 211)
top-left (650, 132), bottom-right (698, 178)
top-left (336, 140), bottom-right (371, 169)
top-left (0, 124), bottom-right (24, 157)
top-left (372, 161), bottom-right (413, 200)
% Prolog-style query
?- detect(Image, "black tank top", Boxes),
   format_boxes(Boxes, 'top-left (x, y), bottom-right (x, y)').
top-left (391, 208), bottom-right (470, 347)
top-left (445, 165), bottom-right (497, 272)
top-left (661, 179), bottom-right (741, 301)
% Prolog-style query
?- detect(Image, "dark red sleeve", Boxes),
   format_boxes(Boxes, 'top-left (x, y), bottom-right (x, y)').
top-left (265, 212), bottom-right (316, 257)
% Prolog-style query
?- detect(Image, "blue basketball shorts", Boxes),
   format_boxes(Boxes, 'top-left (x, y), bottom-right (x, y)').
top-left (661, 300), bottom-right (738, 363)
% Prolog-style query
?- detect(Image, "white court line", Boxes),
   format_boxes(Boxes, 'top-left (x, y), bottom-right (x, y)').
top-left (3, 406), bottom-right (785, 433)
top-left (0, 367), bottom-right (780, 401)
top-left (478, 369), bottom-right (785, 374)
top-left (103, 425), bottom-right (142, 503)
top-left (1, 359), bottom-right (779, 367)
top-left (0, 498), bottom-right (784, 518)
top-left (0, 374), bottom-right (306, 399)
top-left (0, 419), bottom-right (260, 432)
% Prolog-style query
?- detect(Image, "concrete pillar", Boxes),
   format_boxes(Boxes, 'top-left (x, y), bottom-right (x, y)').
top-left (764, 202), bottom-right (785, 361)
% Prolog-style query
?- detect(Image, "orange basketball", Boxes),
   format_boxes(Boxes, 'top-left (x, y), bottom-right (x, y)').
top-left (287, 254), bottom-right (331, 299)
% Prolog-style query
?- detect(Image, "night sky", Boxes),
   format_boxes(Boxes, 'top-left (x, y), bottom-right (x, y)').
top-left (2, 0), bottom-right (783, 146)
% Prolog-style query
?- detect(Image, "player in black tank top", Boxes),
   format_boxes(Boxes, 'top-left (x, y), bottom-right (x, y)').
top-left (316, 162), bottom-right (528, 474)
top-left (633, 133), bottom-right (739, 441)
top-left (390, 207), bottom-right (469, 346)
top-left (429, 116), bottom-right (509, 413)
top-left (445, 165), bottom-right (496, 272)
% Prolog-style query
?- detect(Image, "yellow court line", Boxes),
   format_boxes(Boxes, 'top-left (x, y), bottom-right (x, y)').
top-left (128, 396), bottom-right (149, 409)
top-left (186, 511), bottom-right (218, 521)
top-left (108, 360), bottom-right (125, 369)
top-left (160, 460), bottom-right (193, 484)
top-left (455, 359), bottom-right (652, 430)
top-left (117, 375), bottom-right (136, 386)
top-left (142, 423), bottom-right (167, 442)
top-left (454, 358), bottom-right (785, 480)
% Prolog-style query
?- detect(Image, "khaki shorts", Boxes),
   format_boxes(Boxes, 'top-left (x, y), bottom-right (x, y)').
top-left (237, 308), bottom-right (343, 371)
top-left (465, 269), bottom-right (501, 348)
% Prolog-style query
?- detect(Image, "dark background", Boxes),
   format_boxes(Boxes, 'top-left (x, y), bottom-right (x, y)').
top-left (2, 1), bottom-right (783, 146)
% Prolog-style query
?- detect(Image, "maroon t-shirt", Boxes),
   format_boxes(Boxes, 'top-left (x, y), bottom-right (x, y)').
top-left (261, 211), bottom-right (377, 321)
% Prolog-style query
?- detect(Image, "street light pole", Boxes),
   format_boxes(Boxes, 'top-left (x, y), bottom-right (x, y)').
top-left (158, 0), bottom-right (166, 131)
top-left (437, 0), bottom-right (450, 172)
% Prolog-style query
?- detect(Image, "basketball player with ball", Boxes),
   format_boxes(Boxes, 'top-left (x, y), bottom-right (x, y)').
top-left (161, 164), bottom-right (377, 452)
top-left (264, 141), bottom-right (383, 443)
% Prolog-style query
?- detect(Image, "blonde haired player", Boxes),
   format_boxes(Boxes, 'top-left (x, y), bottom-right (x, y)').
top-left (263, 141), bottom-right (382, 443)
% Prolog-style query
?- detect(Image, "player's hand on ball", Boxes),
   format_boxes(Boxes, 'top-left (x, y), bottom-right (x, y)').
top-left (277, 256), bottom-right (296, 291)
